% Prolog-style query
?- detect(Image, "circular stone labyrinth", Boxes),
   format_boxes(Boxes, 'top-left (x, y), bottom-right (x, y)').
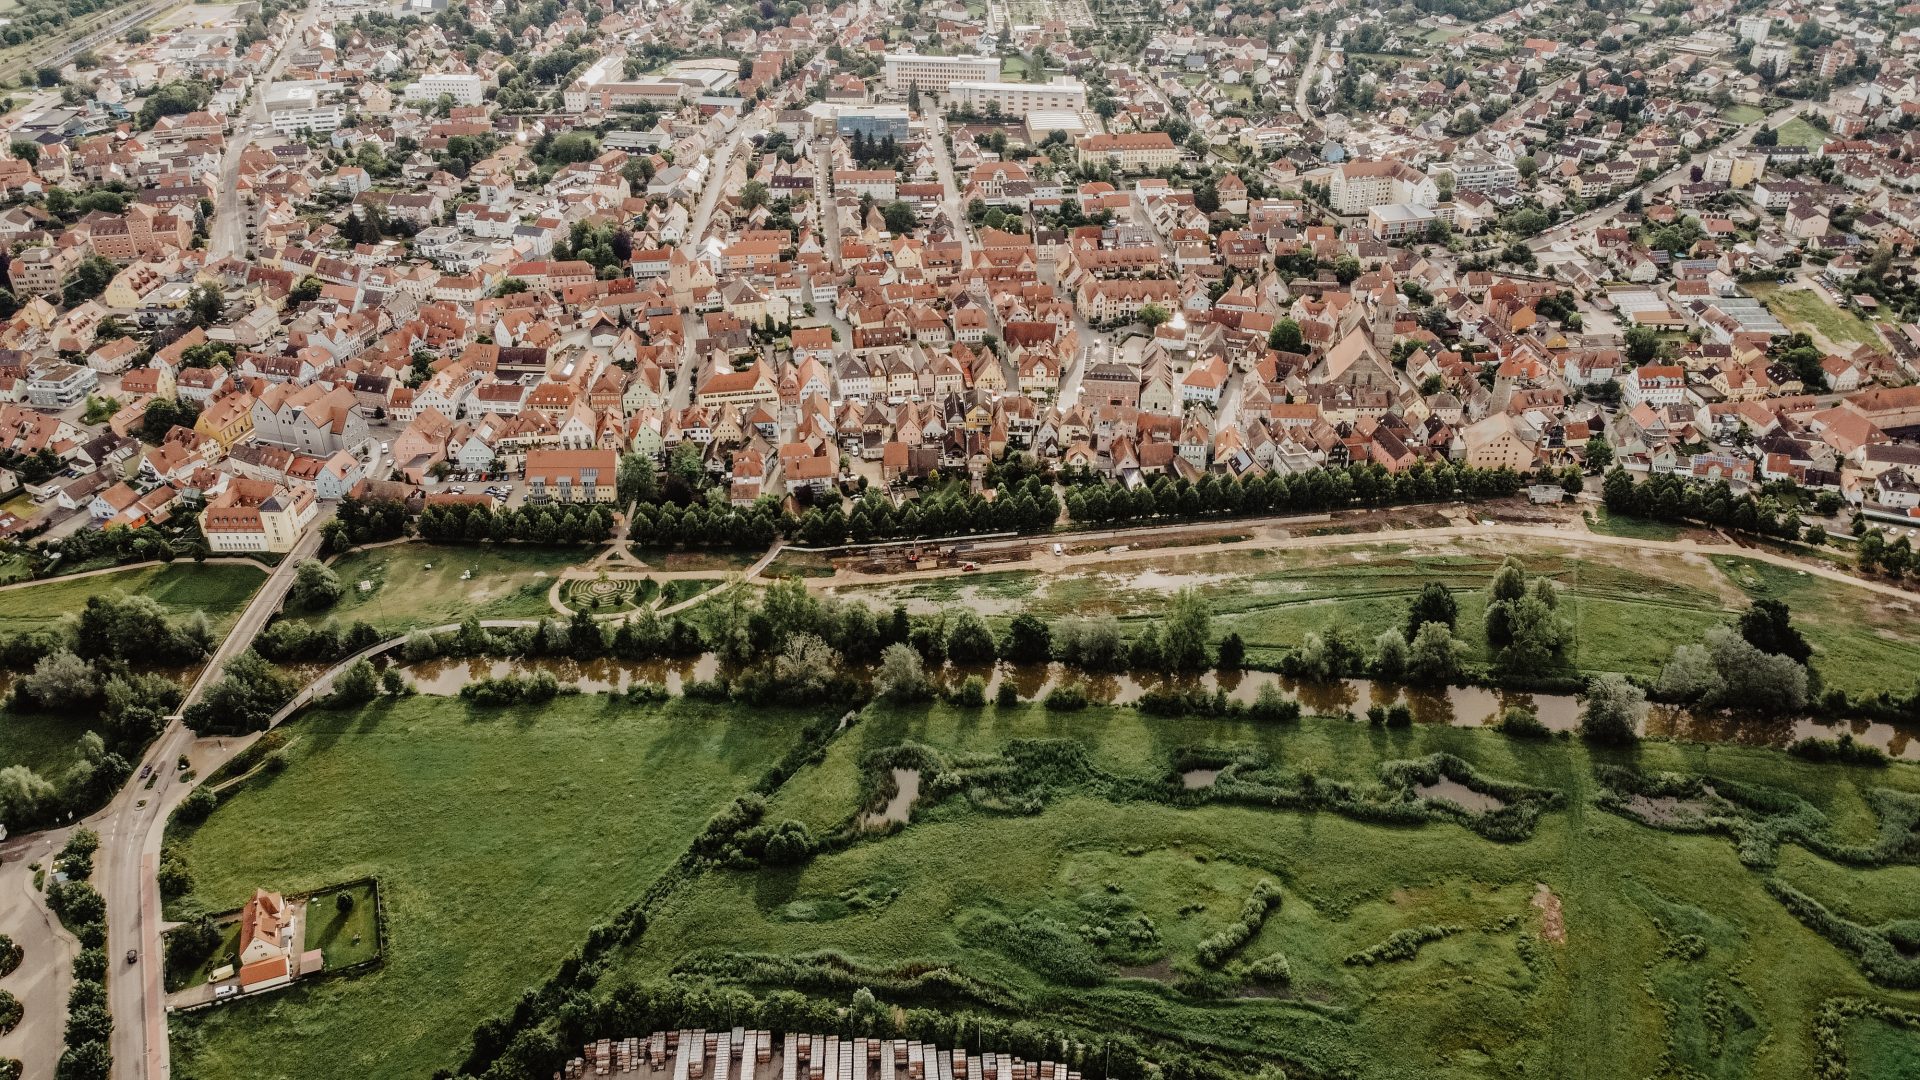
top-left (563, 576), bottom-right (643, 612)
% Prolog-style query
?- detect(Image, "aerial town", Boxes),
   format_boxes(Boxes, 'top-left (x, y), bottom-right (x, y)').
top-left (3, 0), bottom-right (1920, 1076)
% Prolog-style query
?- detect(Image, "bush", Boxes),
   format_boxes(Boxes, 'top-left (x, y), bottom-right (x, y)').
top-left (1787, 733), bottom-right (1888, 767)
top-left (949, 675), bottom-right (987, 707)
top-left (995, 681), bottom-right (1019, 707)
top-left (458, 670), bottom-right (565, 707)
top-left (1494, 705), bottom-right (1550, 738)
top-left (0, 988), bottom-right (20, 1034)
top-left (1195, 880), bottom-right (1281, 967)
top-left (1249, 683), bottom-right (1301, 722)
top-left (0, 934), bottom-right (18, 977)
top-left (1345, 924), bottom-right (1460, 965)
top-left (1242, 952), bottom-right (1291, 984)
top-left (175, 785), bottom-right (219, 825)
top-left (1042, 684), bottom-right (1088, 711)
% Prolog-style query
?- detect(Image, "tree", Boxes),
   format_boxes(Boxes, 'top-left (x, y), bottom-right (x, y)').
top-left (1267, 318), bottom-right (1304, 353)
top-left (1624, 325), bottom-right (1662, 366)
top-left (739, 180), bottom-right (770, 212)
top-left (945, 611), bottom-right (997, 664)
top-left (1405, 582), bottom-right (1458, 642)
top-left (881, 200), bottom-right (918, 235)
top-left (8, 141), bottom-right (37, 166)
top-left (1406, 621), bottom-right (1466, 684)
top-left (1160, 589), bottom-right (1212, 671)
top-left (1217, 632), bottom-right (1246, 670)
top-left (329, 659), bottom-right (379, 706)
top-left (1579, 673), bottom-right (1645, 744)
top-left (773, 633), bottom-right (841, 698)
top-left (874, 642), bottom-right (931, 701)
top-left (289, 559), bottom-right (343, 610)
top-left (186, 283), bottom-right (223, 327)
top-left (1001, 612), bottom-right (1052, 664)
top-left (1498, 594), bottom-right (1567, 671)
top-left (55, 1040), bottom-right (111, 1080)
top-left (21, 650), bottom-right (97, 709)
top-left (1736, 599), bottom-right (1812, 665)
top-left (1584, 435), bottom-right (1613, 471)
top-left (1371, 629), bottom-right (1408, 680)
top-left (1137, 303), bottom-right (1172, 329)
top-left (1483, 557), bottom-right (1529, 649)
top-left (0, 765), bottom-right (54, 825)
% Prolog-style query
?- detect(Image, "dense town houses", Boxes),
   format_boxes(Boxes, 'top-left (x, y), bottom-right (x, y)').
top-left (0, 0), bottom-right (1911, 563)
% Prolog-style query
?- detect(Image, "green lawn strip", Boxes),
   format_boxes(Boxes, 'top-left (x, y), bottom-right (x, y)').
top-left (0, 706), bottom-right (95, 784)
top-left (0, 562), bottom-right (264, 638)
top-left (166, 694), bottom-right (818, 1080)
top-left (305, 881), bottom-right (382, 969)
top-left (615, 701), bottom-right (1920, 1080)
top-left (289, 544), bottom-right (588, 637)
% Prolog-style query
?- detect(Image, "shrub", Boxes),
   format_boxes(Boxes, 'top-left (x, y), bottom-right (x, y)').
top-left (1345, 925), bottom-right (1460, 966)
top-left (1494, 705), bottom-right (1549, 738)
top-left (1195, 880), bottom-right (1281, 967)
top-left (0, 988), bottom-right (19, 1034)
top-left (1242, 952), bottom-right (1291, 985)
top-left (0, 1057), bottom-right (19, 1080)
top-left (995, 681), bottom-right (1019, 707)
top-left (1248, 683), bottom-right (1301, 722)
top-left (0, 934), bottom-right (18, 977)
top-left (1787, 734), bottom-right (1889, 767)
top-left (174, 785), bottom-right (219, 825)
top-left (949, 675), bottom-right (987, 707)
top-left (1043, 684), bottom-right (1088, 711)
top-left (458, 670), bottom-right (566, 707)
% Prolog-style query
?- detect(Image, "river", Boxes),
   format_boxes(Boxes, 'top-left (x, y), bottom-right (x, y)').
top-left (392, 656), bottom-right (1920, 760)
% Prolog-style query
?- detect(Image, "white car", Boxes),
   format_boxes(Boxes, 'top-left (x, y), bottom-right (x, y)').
top-left (213, 984), bottom-right (237, 998)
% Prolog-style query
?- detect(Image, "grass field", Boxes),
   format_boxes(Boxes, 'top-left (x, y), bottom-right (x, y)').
top-left (828, 537), bottom-right (1920, 696)
top-left (605, 699), bottom-right (1920, 1080)
top-left (164, 694), bottom-right (822, 1080)
top-left (0, 561), bottom-right (264, 638)
top-left (1774, 117), bottom-right (1830, 149)
top-left (0, 562), bottom-right (265, 783)
top-left (1749, 283), bottom-right (1883, 350)
top-left (1721, 104), bottom-right (1765, 124)
top-left (290, 544), bottom-right (588, 636)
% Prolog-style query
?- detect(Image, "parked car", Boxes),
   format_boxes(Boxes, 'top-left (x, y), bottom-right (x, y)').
top-left (214, 984), bottom-right (237, 998)
top-left (126, 949), bottom-right (138, 965)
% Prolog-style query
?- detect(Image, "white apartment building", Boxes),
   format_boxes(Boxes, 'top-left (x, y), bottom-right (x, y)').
top-left (1437, 151), bottom-right (1520, 193)
top-left (263, 83), bottom-right (343, 134)
top-left (1328, 159), bottom-right (1439, 215)
top-left (882, 52), bottom-right (1002, 92)
top-left (947, 78), bottom-right (1086, 117)
top-left (403, 72), bottom-right (488, 107)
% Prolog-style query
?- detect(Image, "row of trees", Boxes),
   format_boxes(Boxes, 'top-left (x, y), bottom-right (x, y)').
top-left (1064, 462), bottom-right (1528, 525)
top-left (45, 827), bottom-right (112, 1080)
top-left (416, 502), bottom-right (617, 546)
top-left (1602, 469), bottom-right (1816, 542)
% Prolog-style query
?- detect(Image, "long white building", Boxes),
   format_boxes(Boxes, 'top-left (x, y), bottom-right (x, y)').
top-left (948, 78), bottom-right (1086, 117)
top-left (882, 52), bottom-right (1001, 92)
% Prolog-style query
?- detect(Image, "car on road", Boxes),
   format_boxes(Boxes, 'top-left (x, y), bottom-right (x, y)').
top-left (126, 949), bottom-right (138, 964)
top-left (139, 764), bottom-right (152, 779)
top-left (1052, 543), bottom-right (1064, 557)
top-left (214, 984), bottom-right (237, 998)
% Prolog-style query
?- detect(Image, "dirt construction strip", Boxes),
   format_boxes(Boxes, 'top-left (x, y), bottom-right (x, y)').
top-left (812, 520), bottom-right (1919, 603)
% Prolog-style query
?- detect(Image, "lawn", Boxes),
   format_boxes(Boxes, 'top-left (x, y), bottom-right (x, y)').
top-left (1774, 117), bottom-right (1830, 149)
top-left (287, 544), bottom-right (588, 636)
top-left (1750, 283), bottom-right (1883, 350)
top-left (828, 537), bottom-right (1920, 695)
top-left (604, 698), bottom-right (1920, 1080)
top-left (0, 706), bottom-right (93, 786)
top-left (164, 693), bottom-right (822, 1080)
top-left (1583, 507), bottom-right (1679, 541)
top-left (1721, 104), bottom-right (1765, 124)
top-left (0, 561), bottom-right (264, 638)
top-left (304, 880), bottom-right (381, 970)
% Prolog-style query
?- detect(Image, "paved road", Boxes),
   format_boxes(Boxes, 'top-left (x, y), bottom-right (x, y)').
top-left (209, 6), bottom-right (319, 261)
top-left (100, 525), bottom-right (322, 1080)
top-left (924, 114), bottom-right (971, 261)
top-left (1528, 99), bottom-right (1808, 252)
top-left (1294, 33), bottom-right (1324, 120)
top-left (687, 112), bottom-right (764, 249)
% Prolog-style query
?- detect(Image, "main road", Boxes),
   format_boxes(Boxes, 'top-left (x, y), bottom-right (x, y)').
top-left (101, 526), bottom-right (323, 1080)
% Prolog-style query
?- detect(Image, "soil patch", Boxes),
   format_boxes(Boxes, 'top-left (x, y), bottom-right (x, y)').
top-left (1532, 883), bottom-right (1566, 945)
top-left (1415, 778), bottom-right (1506, 814)
top-left (862, 768), bottom-right (921, 829)
top-left (1181, 768), bottom-right (1221, 790)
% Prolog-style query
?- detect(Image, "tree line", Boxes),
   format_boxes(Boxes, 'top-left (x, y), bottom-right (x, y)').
top-left (1064, 462), bottom-right (1527, 525)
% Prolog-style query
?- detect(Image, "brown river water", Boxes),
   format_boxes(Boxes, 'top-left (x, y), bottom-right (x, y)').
top-left (392, 657), bottom-right (1920, 760)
